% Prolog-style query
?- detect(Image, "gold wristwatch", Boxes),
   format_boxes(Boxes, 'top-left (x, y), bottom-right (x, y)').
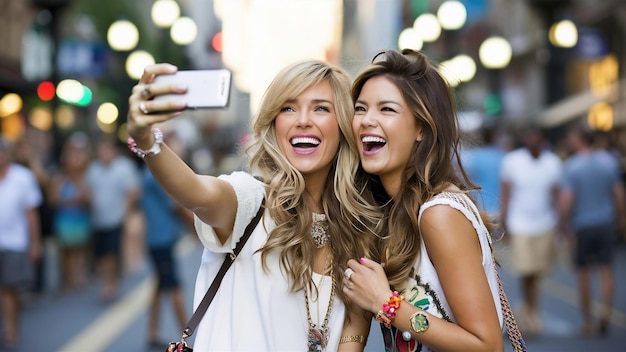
top-left (409, 312), bottom-right (429, 334)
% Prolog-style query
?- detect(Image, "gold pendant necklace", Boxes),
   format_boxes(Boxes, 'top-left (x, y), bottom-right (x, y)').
top-left (304, 266), bottom-right (335, 352)
top-left (311, 213), bottom-right (329, 248)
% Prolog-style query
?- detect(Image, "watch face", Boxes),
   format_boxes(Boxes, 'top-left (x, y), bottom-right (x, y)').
top-left (410, 312), bottom-right (429, 334)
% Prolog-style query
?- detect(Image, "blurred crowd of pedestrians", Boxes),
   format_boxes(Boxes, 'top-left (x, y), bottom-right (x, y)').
top-left (0, 117), bottom-right (624, 349)
top-left (462, 120), bottom-right (625, 340)
top-left (0, 127), bottom-right (205, 349)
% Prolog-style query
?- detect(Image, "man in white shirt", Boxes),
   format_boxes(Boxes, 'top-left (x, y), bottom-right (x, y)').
top-left (85, 136), bottom-right (139, 301)
top-left (0, 137), bottom-right (42, 348)
top-left (500, 126), bottom-right (562, 337)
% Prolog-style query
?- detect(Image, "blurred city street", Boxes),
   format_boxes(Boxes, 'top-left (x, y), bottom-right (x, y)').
top-left (7, 234), bottom-right (626, 351)
top-left (2, 1), bottom-right (626, 352)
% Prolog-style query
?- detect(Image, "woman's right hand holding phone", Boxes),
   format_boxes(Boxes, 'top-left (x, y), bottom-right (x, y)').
top-left (127, 63), bottom-right (188, 148)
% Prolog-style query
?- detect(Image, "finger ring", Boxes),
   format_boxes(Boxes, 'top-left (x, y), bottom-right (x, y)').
top-left (344, 268), bottom-right (354, 280)
top-left (141, 85), bottom-right (151, 98)
top-left (139, 102), bottom-right (149, 115)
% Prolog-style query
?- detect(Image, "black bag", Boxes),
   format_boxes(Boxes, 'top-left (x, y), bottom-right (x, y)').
top-left (165, 201), bottom-right (265, 352)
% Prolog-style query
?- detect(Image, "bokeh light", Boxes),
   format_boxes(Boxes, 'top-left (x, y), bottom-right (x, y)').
top-left (398, 28), bottom-right (423, 51)
top-left (126, 50), bottom-right (155, 80)
top-left (107, 20), bottom-right (139, 51)
top-left (151, 0), bottom-right (181, 28)
top-left (170, 17), bottom-right (198, 45)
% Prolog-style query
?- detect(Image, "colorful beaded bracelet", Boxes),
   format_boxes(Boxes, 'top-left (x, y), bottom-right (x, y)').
top-left (375, 291), bottom-right (404, 328)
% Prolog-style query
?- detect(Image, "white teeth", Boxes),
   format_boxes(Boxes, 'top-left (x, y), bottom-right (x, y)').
top-left (361, 136), bottom-right (386, 143)
top-left (290, 137), bottom-right (320, 145)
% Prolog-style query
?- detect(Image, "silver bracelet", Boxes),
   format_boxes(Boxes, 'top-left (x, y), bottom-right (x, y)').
top-left (127, 128), bottom-right (164, 159)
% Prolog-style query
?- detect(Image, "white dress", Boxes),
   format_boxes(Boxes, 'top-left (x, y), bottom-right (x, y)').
top-left (381, 192), bottom-right (503, 352)
top-left (191, 172), bottom-right (344, 352)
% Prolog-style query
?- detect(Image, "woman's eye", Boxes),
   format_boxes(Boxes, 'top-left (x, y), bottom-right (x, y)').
top-left (354, 105), bottom-right (366, 112)
top-left (381, 106), bottom-right (396, 113)
top-left (315, 106), bottom-right (330, 112)
top-left (280, 106), bottom-right (295, 112)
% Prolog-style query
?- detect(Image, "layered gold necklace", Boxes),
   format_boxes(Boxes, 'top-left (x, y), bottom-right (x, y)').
top-left (304, 266), bottom-right (335, 352)
top-left (305, 213), bottom-right (334, 351)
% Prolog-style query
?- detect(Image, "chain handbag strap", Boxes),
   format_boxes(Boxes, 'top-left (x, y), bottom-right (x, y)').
top-left (493, 253), bottom-right (528, 352)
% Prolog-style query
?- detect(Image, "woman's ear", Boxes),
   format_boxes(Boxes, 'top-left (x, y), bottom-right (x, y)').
top-left (415, 125), bottom-right (424, 142)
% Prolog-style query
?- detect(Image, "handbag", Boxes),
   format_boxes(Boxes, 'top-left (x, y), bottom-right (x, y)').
top-left (166, 200), bottom-right (265, 352)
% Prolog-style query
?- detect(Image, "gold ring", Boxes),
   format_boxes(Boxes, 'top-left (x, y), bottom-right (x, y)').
top-left (139, 102), bottom-right (149, 115)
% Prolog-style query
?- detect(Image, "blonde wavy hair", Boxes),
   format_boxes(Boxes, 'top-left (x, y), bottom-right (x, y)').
top-left (352, 49), bottom-right (482, 289)
top-left (245, 60), bottom-right (380, 307)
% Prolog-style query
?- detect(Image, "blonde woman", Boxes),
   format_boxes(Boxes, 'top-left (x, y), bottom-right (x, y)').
top-left (127, 61), bottom-right (378, 351)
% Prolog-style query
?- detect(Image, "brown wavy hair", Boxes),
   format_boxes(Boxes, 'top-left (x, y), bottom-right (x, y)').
top-left (352, 49), bottom-right (481, 289)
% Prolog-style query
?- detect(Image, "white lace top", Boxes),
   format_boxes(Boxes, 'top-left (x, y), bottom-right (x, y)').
top-left (381, 191), bottom-right (503, 352)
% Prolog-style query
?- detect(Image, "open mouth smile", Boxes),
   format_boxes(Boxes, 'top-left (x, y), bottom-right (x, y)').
top-left (290, 136), bottom-right (321, 155)
top-left (361, 135), bottom-right (387, 153)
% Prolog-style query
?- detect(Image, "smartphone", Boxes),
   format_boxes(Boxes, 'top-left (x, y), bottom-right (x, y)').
top-left (153, 69), bottom-right (232, 109)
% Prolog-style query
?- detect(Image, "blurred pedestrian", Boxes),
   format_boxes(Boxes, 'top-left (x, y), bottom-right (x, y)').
top-left (85, 136), bottom-right (140, 302)
top-left (462, 122), bottom-right (506, 221)
top-left (558, 124), bottom-right (625, 336)
top-left (48, 132), bottom-right (92, 291)
top-left (13, 134), bottom-right (54, 295)
top-left (0, 136), bottom-right (42, 348)
top-left (500, 125), bottom-right (562, 336)
top-left (140, 131), bottom-right (193, 349)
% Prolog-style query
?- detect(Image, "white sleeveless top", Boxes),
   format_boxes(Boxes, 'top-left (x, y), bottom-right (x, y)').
top-left (381, 191), bottom-right (503, 352)
top-left (192, 172), bottom-right (344, 351)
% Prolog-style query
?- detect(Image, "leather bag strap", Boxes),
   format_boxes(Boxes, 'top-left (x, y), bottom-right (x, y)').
top-left (183, 199), bottom-right (265, 338)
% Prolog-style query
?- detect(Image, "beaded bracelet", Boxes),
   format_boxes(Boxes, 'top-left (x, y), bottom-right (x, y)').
top-left (375, 291), bottom-right (403, 328)
top-left (127, 128), bottom-right (163, 159)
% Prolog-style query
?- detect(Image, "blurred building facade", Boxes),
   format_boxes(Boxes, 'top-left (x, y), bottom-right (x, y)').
top-left (1, 0), bottom-right (625, 168)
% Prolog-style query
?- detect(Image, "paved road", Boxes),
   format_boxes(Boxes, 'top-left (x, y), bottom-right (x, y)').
top-left (9, 236), bottom-right (626, 351)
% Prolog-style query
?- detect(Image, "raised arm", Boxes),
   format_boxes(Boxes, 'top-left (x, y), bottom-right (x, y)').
top-left (127, 63), bottom-right (237, 242)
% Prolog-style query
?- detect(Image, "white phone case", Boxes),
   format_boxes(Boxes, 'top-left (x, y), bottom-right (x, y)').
top-left (153, 69), bottom-right (232, 109)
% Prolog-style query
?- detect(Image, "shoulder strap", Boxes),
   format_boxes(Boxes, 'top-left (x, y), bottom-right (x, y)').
top-left (493, 252), bottom-right (528, 352)
top-left (182, 199), bottom-right (265, 340)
